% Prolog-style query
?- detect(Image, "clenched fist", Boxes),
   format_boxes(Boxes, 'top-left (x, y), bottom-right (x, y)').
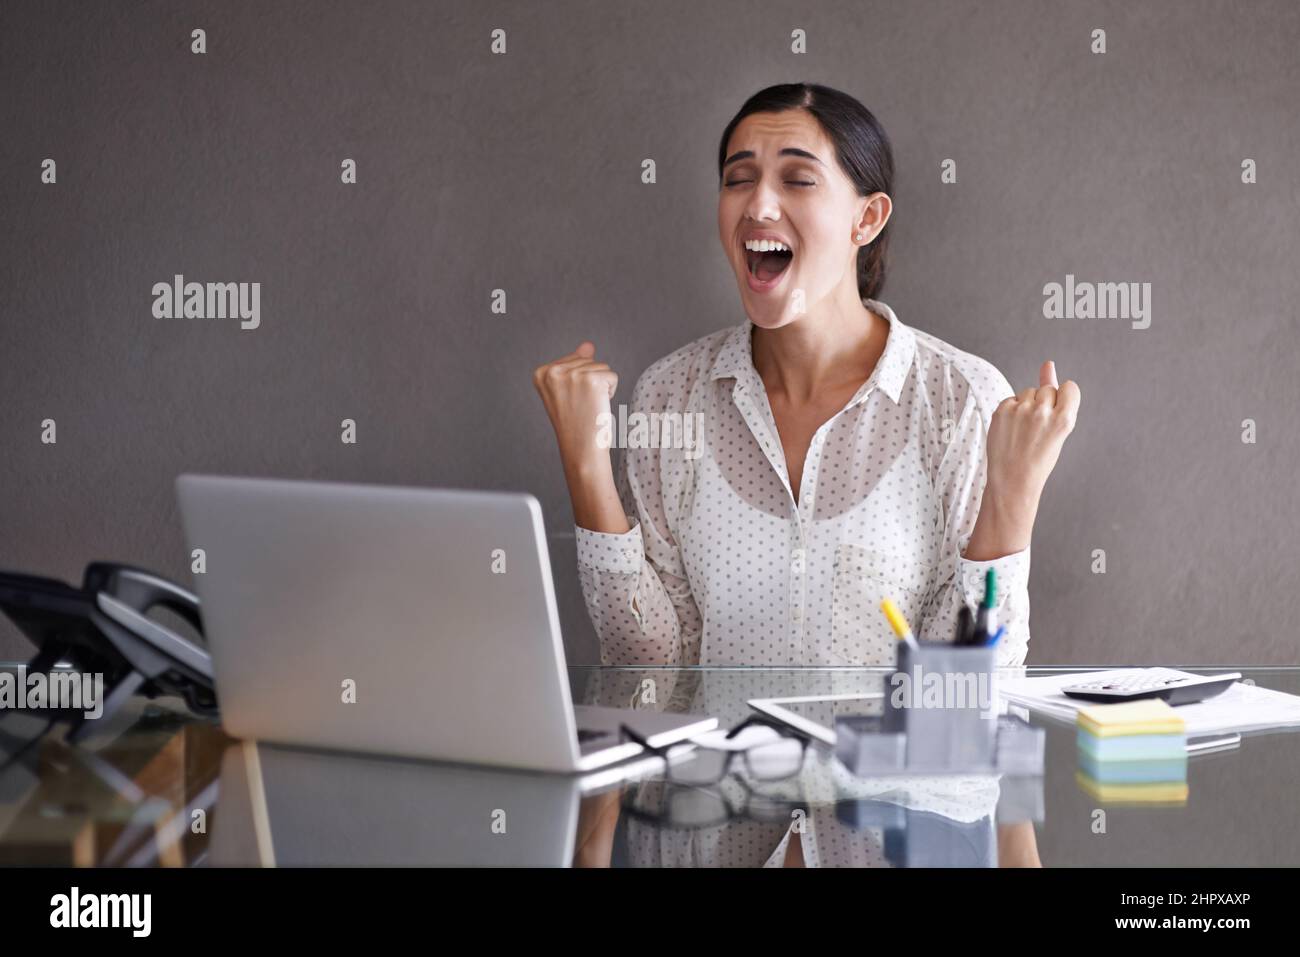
top-left (532, 341), bottom-right (620, 478)
top-left (986, 360), bottom-right (1081, 504)
top-left (966, 359), bottom-right (1080, 561)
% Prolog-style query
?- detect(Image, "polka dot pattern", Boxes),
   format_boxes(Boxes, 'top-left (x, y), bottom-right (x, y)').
top-left (575, 297), bottom-right (1033, 673)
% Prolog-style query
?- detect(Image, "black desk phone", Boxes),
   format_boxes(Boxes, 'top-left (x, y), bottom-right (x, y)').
top-left (0, 562), bottom-right (217, 742)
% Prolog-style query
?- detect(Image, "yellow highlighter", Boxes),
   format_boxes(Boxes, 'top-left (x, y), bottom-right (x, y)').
top-left (880, 597), bottom-right (920, 653)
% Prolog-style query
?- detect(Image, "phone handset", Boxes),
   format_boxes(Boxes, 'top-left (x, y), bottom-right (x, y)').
top-left (0, 561), bottom-right (219, 745)
top-left (80, 563), bottom-right (217, 730)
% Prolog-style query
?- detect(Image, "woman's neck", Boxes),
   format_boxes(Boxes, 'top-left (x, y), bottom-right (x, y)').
top-left (751, 296), bottom-right (888, 403)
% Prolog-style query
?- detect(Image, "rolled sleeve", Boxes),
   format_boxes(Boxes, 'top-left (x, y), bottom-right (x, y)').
top-left (957, 545), bottom-right (1030, 611)
top-left (575, 519), bottom-right (644, 575)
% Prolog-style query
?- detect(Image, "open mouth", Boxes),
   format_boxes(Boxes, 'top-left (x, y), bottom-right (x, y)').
top-left (745, 246), bottom-right (794, 284)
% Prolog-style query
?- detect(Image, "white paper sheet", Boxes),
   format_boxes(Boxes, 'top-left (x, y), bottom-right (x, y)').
top-left (998, 669), bottom-right (1300, 737)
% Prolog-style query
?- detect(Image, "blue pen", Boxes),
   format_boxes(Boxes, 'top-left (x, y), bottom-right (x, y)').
top-left (984, 625), bottom-right (1005, 648)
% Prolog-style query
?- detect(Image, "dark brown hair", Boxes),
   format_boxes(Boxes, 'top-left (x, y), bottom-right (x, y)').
top-left (717, 83), bottom-right (894, 301)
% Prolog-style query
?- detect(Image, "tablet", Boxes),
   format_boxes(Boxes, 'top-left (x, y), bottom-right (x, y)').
top-left (747, 693), bottom-right (886, 746)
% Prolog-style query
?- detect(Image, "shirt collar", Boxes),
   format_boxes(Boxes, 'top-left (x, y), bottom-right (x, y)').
top-left (708, 297), bottom-right (916, 405)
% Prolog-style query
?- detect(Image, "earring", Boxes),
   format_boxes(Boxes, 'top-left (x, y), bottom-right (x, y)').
top-left (855, 232), bottom-right (864, 242)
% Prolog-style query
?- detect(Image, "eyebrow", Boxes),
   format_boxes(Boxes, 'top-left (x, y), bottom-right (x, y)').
top-left (722, 147), bottom-right (825, 170)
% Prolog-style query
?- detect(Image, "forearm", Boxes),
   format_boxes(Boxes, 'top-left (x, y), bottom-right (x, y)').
top-left (573, 790), bottom-right (622, 867)
top-left (963, 482), bottom-right (1038, 561)
top-left (563, 454), bottom-right (631, 535)
top-left (997, 821), bottom-right (1043, 867)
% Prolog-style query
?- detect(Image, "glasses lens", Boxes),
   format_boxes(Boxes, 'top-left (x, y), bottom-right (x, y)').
top-left (745, 737), bottom-right (804, 780)
top-left (669, 748), bottom-right (730, 785)
top-left (667, 787), bottom-right (732, 827)
top-left (746, 795), bottom-right (807, 823)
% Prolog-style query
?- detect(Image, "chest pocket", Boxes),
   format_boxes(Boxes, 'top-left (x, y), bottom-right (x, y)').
top-left (830, 544), bottom-right (935, 666)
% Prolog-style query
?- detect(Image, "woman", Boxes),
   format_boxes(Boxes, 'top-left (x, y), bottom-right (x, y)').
top-left (534, 82), bottom-right (1080, 673)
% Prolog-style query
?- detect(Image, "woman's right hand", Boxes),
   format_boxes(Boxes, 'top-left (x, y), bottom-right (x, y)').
top-left (533, 341), bottom-right (619, 477)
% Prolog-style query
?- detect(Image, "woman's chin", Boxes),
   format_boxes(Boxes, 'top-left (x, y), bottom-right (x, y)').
top-left (741, 281), bottom-right (805, 329)
top-left (746, 309), bottom-right (792, 330)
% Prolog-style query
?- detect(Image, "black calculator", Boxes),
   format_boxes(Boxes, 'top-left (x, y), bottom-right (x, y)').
top-left (1062, 669), bottom-right (1241, 705)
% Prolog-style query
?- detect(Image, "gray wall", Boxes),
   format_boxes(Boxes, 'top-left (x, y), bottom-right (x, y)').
top-left (2, 0), bottom-right (1298, 665)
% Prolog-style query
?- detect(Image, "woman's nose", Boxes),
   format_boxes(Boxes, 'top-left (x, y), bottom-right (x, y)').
top-left (743, 179), bottom-right (782, 222)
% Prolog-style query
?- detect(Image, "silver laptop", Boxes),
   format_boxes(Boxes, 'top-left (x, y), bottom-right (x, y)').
top-left (175, 474), bottom-right (716, 773)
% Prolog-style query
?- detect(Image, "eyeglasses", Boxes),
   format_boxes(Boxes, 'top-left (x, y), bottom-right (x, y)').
top-left (619, 714), bottom-right (810, 787)
top-left (620, 776), bottom-right (809, 830)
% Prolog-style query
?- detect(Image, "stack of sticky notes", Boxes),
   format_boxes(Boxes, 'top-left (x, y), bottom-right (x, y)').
top-left (1074, 699), bottom-right (1188, 805)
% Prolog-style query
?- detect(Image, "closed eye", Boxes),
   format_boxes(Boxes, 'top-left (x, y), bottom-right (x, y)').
top-left (724, 180), bottom-right (815, 187)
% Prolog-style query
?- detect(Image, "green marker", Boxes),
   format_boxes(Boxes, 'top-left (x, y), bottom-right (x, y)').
top-left (973, 568), bottom-right (997, 642)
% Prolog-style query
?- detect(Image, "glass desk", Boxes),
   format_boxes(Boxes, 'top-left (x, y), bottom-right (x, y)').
top-left (1, 666), bottom-right (1296, 867)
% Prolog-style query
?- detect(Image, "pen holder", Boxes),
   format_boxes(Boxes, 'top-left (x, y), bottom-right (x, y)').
top-left (882, 640), bottom-right (999, 773)
top-left (834, 639), bottom-right (1045, 776)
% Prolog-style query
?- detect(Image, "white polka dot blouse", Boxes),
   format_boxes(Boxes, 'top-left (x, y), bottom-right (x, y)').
top-left (574, 297), bottom-right (1031, 669)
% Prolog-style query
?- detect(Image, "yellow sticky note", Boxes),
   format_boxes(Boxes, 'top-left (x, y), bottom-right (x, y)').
top-left (1075, 771), bottom-right (1189, 805)
top-left (1077, 698), bottom-right (1186, 738)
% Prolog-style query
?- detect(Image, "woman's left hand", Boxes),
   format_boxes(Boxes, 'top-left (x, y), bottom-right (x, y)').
top-left (967, 360), bottom-right (1081, 558)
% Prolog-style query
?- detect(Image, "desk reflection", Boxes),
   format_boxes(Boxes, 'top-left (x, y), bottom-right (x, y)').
top-left (211, 742), bottom-right (580, 866)
top-left (212, 738), bottom-right (1041, 867)
top-left (574, 667), bottom-right (1043, 868)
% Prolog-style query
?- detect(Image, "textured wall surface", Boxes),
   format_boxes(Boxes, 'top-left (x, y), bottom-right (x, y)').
top-left (2, 1), bottom-right (1298, 665)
